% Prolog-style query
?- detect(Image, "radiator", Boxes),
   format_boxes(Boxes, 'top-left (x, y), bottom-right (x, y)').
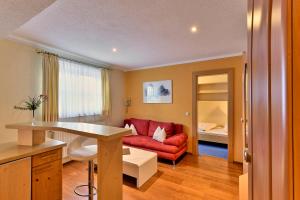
top-left (51, 131), bottom-right (78, 162)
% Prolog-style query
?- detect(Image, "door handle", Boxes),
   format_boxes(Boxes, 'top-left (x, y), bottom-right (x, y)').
top-left (241, 118), bottom-right (248, 123)
top-left (244, 148), bottom-right (251, 163)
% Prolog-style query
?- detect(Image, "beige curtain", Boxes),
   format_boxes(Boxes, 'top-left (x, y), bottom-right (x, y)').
top-left (42, 54), bottom-right (59, 122)
top-left (101, 69), bottom-right (111, 117)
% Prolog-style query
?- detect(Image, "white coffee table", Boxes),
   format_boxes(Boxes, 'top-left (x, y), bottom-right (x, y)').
top-left (123, 146), bottom-right (157, 188)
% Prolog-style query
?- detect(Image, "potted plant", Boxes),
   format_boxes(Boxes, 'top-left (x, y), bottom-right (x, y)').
top-left (14, 95), bottom-right (48, 122)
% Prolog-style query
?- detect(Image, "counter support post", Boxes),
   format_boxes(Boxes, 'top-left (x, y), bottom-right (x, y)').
top-left (18, 129), bottom-right (46, 146)
top-left (97, 137), bottom-right (123, 200)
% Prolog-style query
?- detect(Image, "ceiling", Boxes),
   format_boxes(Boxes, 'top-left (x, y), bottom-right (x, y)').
top-left (10, 0), bottom-right (247, 69)
top-left (0, 0), bottom-right (56, 38)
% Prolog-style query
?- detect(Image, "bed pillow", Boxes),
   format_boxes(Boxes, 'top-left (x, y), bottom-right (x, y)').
top-left (198, 122), bottom-right (217, 131)
top-left (152, 127), bottom-right (166, 143)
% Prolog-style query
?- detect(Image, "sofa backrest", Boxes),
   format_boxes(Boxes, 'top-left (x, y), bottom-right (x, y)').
top-left (123, 118), bottom-right (183, 136)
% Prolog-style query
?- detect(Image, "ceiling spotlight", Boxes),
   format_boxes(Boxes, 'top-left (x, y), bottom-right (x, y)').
top-left (190, 26), bottom-right (198, 33)
top-left (112, 48), bottom-right (117, 52)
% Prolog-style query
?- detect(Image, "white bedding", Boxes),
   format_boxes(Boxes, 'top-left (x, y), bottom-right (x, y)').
top-left (197, 122), bottom-right (217, 131)
top-left (198, 127), bottom-right (228, 136)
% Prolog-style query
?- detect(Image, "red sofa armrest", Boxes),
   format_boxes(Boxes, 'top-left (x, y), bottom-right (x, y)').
top-left (163, 133), bottom-right (188, 147)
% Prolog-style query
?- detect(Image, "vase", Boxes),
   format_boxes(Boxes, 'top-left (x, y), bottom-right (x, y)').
top-left (32, 110), bottom-right (36, 124)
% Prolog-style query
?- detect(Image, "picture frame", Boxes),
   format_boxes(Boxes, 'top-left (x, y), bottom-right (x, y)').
top-left (143, 80), bottom-right (172, 103)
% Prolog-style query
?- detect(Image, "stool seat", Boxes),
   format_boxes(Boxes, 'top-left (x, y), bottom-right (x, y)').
top-left (67, 136), bottom-right (98, 200)
top-left (69, 145), bottom-right (97, 161)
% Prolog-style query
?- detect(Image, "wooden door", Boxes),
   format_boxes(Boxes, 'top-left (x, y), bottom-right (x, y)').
top-left (0, 158), bottom-right (31, 200)
top-left (32, 149), bottom-right (63, 200)
top-left (270, 0), bottom-right (293, 199)
top-left (248, 0), bottom-right (293, 199)
top-left (32, 159), bottom-right (62, 200)
top-left (249, 0), bottom-right (272, 198)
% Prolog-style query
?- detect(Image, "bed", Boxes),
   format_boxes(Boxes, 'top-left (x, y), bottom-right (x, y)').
top-left (197, 122), bottom-right (228, 144)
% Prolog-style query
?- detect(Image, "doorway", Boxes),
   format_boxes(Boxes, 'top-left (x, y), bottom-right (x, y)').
top-left (192, 69), bottom-right (234, 162)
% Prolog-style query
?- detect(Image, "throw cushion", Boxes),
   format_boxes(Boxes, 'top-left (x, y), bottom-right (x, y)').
top-left (152, 127), bottom-right (166, 143)
top-left (130, 118), bottom-right (150, 136)
top-left (130, 124), bottom-right (138, 135)
top-left (148, 120), bottom-right (174, 137)
top-left (124, 123), bottom-right (137, 135)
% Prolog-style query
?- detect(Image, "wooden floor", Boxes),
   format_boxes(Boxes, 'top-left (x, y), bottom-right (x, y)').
top-left (63, 154), bottom-right (242, 200)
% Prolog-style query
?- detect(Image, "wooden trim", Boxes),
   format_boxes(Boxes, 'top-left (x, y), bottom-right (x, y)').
top-left (247, 0), bottom-right (254, 198)
top-left (192, 69), bottom-right (234, 163)
top-left (293, 0), bottom-right (299, 198)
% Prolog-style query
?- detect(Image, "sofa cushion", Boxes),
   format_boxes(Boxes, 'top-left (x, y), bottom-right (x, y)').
top-left (127, 145), bottom-right (188, 161)
top-left (163, 133), bottom-right (188, 147)
top-left (148, 120), bottom-right (174, 137)
top-left (130, 118), bottom-right (150, 136)
top-left (123, 135), bottom-right (184, 154)
top-left (174, 124), bottom-right (183, 134)
top-left (124, 119), bottom-right (132, 127)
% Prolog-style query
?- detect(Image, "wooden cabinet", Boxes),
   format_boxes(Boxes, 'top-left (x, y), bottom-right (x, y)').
top-left (0, 158), bottom-right (31, 200)
top-left (32, 149), bottom-right (62, 200)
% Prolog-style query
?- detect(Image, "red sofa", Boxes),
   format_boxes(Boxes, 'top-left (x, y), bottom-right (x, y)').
top-left (123, 118), bottom-right (188, 164)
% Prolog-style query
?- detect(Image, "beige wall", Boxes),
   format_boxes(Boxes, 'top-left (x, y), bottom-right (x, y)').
top-left (0, 40), bottom-right (42, 141)
top-left (198, 101), bottom-right (228, 126)
top-left (125, 56), bottom-right (244, 162)
top-left (109, 69), bottom-right (125, 126)
top-left (0, 40), bottom-right (125, 141)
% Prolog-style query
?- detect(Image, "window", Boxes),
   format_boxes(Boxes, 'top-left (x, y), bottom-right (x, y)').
top-left (58, 58), bottom-right (102, 118)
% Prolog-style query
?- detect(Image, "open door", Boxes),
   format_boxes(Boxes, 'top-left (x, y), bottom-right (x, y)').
top-left (247, 0), bottom-right (293, 199)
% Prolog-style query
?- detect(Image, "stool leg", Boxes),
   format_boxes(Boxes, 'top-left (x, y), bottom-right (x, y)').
top-left (88, 160), bottom-right (95, 200)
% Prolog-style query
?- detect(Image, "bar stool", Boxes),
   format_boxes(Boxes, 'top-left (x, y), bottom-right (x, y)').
top-left (67, 136), bottom-right (97, 200)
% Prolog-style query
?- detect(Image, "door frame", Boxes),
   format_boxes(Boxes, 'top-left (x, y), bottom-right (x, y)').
top-left (192, 68), bottom-right (234, 162)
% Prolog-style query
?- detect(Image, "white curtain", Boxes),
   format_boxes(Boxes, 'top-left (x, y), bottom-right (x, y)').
top-left (58, 58), bottom-right (103, 118)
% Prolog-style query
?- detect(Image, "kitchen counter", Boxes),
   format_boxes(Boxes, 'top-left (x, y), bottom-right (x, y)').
top-left (4, 121), bottom-right (130, 200)
top-left (0, 138), bottom-right (65, 165)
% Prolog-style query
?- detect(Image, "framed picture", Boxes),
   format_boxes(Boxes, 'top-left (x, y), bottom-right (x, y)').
top-left (143, 80), bottom-right (172, 103)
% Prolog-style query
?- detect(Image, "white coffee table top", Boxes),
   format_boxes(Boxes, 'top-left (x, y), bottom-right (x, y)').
top-left (123, 146), bottom-right (157, 167)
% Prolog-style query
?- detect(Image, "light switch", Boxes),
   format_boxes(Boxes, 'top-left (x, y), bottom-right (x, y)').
top-left (185, 112), bottom-right (190, 116)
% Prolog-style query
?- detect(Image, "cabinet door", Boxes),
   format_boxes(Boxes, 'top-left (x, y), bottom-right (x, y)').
top-left (32, 159), bottom-right (62, 200)
top-left (0, 157), bottom-right (31, 200)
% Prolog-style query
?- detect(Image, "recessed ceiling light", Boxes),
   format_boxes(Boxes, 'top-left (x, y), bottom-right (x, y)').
top-left (190, 26), bottom-right (198, 33)
top-left (112, 48), bottom-right (117, 52)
